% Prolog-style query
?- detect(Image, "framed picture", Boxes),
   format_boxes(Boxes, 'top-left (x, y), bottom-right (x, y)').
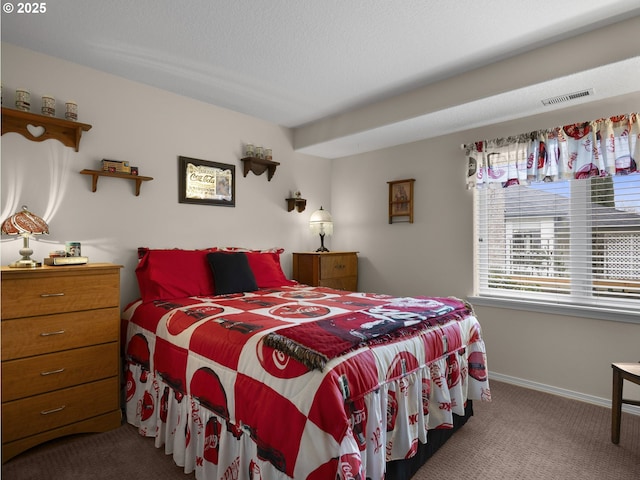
top-left (178, 156), bottom-right (235, 207)
top-left (388, 178), bottom-right (415, 223)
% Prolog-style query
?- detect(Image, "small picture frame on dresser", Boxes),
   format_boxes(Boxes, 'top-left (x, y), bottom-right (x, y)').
top-left (388, 178), bottom-right (415, 224)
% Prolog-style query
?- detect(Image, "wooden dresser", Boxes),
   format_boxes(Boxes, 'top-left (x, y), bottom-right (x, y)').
top-left (292, 252), bottom-right (358, 291)
top-left (1, 263), bottom-right (122, 462)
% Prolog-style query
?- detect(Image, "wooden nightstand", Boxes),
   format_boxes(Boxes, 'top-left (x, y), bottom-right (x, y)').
top-left (1, 263), bottom-right (123, 462)
top-left (292, 252), bottom-right (358, 291)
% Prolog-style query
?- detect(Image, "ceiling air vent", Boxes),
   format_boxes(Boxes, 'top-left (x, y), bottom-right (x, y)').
top-left (541, 88), bottom-right (594, 106)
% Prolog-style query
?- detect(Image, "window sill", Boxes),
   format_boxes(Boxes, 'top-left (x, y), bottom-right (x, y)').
top-left (467, 295), bottom-right (640, 325)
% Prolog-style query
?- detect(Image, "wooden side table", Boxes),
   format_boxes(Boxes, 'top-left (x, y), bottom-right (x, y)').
top-left (292, 252), bottom-right (358, 291)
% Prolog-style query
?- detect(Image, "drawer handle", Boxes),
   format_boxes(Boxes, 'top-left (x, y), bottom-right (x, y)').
top-left (40, 368), bottom-right (65, 376)
top-left (41, 405), bottom-right (66, 415)
top-left (40, 292), bottom-right (65, 298)
top-left (40, 330), bottom-right (65, 337)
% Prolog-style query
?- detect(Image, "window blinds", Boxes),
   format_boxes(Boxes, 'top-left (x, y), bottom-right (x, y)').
top-left (475, 175), bottom-right (640, 309)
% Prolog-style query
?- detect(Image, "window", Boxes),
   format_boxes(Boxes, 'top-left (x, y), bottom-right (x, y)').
top-left (475, 175), bottom-right (640, 311)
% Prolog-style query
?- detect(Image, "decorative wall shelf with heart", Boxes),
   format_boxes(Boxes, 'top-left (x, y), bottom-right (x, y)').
top-left (1, 107), bottom-right (92, 151)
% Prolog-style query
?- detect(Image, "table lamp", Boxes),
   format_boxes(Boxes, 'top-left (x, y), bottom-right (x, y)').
top-left (309, 206), bottom-right (333, 252)
top-left (1, 205), bottom-right (50, 268)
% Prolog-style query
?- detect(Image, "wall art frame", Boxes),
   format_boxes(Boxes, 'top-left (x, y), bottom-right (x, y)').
top-left (388, 178), bottom-right (415, 223)
top-left (178, 156), bottom-right (235, 207)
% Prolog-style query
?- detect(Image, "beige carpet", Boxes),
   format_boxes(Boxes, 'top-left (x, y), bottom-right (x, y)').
top-left (414, 381), bottom-right (639, 480)
top-left (3, 381), bottom-right (639, 479)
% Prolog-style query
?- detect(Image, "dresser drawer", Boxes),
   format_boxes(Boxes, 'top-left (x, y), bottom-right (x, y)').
top-left (319, 254), bottom-right (358, 279)
top-left (2, 377), bottom-right (119, 443)
top-left (2, 343), bottom-right (119, 402)
top-left (1, 307), bottom-right (119, 360)
top-left (1, 267), bottom-right (120, 319)
top-left (319, 276), bottom-right (358, 291)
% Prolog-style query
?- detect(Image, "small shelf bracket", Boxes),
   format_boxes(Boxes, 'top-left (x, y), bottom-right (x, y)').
top-left (286, 198), bottom-right (307, 212)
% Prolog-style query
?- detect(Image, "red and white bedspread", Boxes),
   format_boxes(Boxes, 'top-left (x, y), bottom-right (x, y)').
top-left (123, 284), bottom-right (491, 480)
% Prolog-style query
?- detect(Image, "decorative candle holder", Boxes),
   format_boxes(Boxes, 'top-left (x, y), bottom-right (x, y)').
top-left (41, 95), bottom-right (55, 117)
top-left (15, 89), bottom-right (30, 111)
top-left (65, 101), bottom-right (78, 121)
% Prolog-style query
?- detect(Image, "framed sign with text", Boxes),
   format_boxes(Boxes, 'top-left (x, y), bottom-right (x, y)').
top-left (178, 156), bottom-right (235, 207)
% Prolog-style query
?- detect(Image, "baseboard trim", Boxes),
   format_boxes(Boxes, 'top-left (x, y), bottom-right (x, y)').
top-left (489, 371), bottom-right (640, 416)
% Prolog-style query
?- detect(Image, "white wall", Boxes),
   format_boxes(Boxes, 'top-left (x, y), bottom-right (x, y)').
top-left (330, 94), bottom-right (640, 403)
top-left (1, 44), bottom-right (332, 307)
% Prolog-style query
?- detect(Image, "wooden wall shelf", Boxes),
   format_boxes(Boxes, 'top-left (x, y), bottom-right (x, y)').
top-left (286, 197), bottom-right (307, 212)
top-left (1, 107), bottom-right (92, 152)
top-left (241, 156), bottom-right (280, 181)
top-left (80, 169), bottom-right (153, 196)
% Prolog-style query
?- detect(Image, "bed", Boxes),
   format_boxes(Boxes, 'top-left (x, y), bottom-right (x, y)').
top-left (122, 247), bottom-right (491, 480)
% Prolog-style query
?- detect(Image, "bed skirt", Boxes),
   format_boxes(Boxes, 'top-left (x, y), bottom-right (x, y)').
top-left (386, 400), bottom-right (473, 479)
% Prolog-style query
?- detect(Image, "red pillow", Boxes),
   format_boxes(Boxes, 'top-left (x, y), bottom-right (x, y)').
top-left (135, 248), bottom-right (217, 303)
top-left (245, 251), bottom-right (296, 288)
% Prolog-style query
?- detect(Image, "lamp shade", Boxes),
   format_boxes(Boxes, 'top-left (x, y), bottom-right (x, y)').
top-left (1, 205), bottom-right (49, 268)
top-left (309, 206), bottom-right (333, 252)
top-left (309, 206), bottom-right (333, 236)
top-left (1, 205), bottom-right (49, 236)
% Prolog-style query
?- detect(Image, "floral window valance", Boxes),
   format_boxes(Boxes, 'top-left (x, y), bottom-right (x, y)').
top-left (465, 113), bottom-right (639, 188)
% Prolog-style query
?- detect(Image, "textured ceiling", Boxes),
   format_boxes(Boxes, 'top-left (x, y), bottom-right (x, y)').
top-left (2, 0), bottom-right (640, 158)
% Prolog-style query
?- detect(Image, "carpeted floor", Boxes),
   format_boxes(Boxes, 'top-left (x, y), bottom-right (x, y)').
top-left (413, 381), bottom-right (640, 480)
top-left (3, 381), bottom-right (639, 479)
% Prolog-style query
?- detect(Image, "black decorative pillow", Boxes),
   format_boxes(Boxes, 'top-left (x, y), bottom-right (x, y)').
top-left (206, 252), bottom-right (258, 295)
